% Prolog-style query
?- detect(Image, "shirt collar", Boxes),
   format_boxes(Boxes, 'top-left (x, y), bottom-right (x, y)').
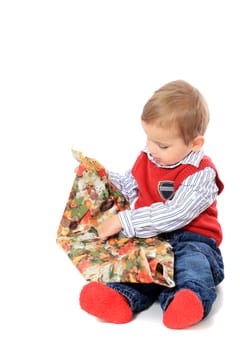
top-left (143, 147), bottom-right (204, 169)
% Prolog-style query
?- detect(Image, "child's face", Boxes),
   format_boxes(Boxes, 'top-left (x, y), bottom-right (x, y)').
top-left (142, 122), bottom-right (195, 166)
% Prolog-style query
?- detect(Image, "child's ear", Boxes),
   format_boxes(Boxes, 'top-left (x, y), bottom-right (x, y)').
top-left (191, 136), bottom-right (204, 152)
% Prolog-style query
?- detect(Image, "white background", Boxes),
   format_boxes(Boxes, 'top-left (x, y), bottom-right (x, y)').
top-left (0, 1), bottom-right (238, 349)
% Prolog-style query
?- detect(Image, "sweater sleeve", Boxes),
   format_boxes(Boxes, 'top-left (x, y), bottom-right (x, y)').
top-left (118, 167), bottom-right (219, 238)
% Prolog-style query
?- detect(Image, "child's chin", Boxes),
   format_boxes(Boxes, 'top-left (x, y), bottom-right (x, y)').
top-left (154, 157), bottom-right (164, 164)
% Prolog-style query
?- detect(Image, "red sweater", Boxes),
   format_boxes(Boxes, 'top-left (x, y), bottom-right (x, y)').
top-left (132, 152), bottom-right (224, 246)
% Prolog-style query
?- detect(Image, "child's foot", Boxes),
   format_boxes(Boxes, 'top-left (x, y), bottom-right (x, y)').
top-left (79, 282), bottom-right (133, 324)
top-left (163, 289), bottom-right (204, 329)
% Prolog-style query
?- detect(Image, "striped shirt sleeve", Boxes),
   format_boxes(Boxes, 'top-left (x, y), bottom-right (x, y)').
top-left (118, 167), bottom-right (219, 238)
top-left (108, 169), bottom-right (139, 203)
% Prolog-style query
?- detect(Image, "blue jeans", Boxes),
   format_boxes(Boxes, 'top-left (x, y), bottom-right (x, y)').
top-left (107, 230), bottom-right (224, 319)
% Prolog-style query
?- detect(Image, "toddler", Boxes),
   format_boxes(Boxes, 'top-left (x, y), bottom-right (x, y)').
top-left (79, 80), bottom-right (224, 329)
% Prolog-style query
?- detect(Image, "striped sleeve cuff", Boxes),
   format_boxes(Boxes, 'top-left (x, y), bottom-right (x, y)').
top-left (118, 210), bottom-right (136, 238)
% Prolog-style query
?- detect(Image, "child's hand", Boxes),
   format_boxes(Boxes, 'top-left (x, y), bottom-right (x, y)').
top-left (97, 215), bottom-right (122, 240)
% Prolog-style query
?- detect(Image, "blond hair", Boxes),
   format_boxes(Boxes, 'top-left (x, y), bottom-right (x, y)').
top-left (141, 80), bottom-right (209, 144)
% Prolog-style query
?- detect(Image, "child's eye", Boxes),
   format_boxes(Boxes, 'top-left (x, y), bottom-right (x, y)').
top-left (157, 144), bottom-right (169, 149)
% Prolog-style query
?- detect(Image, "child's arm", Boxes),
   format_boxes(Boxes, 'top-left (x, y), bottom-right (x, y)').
top-left (99, 167), bottom-right (219, 239)
top-left (97, 170), bottom-right (137, 240)
top-left (108, 169), bottom-right (138, 204)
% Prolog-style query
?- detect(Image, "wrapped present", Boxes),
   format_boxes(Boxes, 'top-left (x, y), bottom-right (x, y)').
top-left (56, 151), bottom-right (175, 287)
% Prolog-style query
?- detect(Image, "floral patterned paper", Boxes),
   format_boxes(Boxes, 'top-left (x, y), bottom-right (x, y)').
top-left (56, 151), bottom-right (175, 287)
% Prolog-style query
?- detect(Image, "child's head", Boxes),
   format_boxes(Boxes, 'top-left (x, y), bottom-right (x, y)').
top-left (141, 80), bottom-right (209, 165)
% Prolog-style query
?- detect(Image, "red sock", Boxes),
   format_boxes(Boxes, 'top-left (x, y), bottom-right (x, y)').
top-left (79, 282), bottom-right (133, 324)
top-left (163, 289), bottom-right (204, 329)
